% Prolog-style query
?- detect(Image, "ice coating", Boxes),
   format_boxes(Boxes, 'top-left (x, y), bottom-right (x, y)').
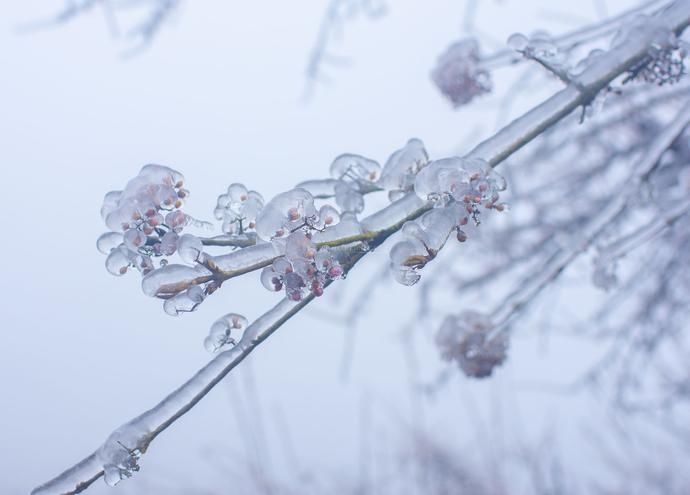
top-left (141, 263), bottom-right (212, 298)
top-left (414, 156), bottom-right (507, 213)
top-left (209, 242), bottom-right (279, 274)
top-left (214, 183), bottom-right (264, 235)
top-left (329, 153), bottom-right (382, 183)
top-left (204, 313), bottom-right (248, 352)
top-left (177, 234), bottom-right (205, 265)
top-left (379, 138), bottom-right (429, 199)
top-left (96, 232), bottom-right (123, 255)
top-left (255, 188), bottom-right (317, 240)
top-left (162, 285), bottom-right (206, 316)
top-left (295, 178), bottom-right (339, 198)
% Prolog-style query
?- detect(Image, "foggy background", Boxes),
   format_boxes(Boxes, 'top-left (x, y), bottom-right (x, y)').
top-left (0, 1), bottom-right (677, 493)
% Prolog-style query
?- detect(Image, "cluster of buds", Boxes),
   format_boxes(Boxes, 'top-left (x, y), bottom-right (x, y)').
top-left (213, 183), bottom-right (265, 235)
top-left (416, 157), bottom-right (507, 210)
top-left (330, 153), bottom-right (382, 213)
top-left (261, 232), bottom-right (344, 300)
top-left (435, 311), bottom-right (508, 378)
top-left (389, 157), bottom-right (508, 286)
top-left (431, 38), bottom-right (492, 108)
top-left (97, 164), bottom-right (190, 277)
top-left (255, 188), bottom-right (341, 241)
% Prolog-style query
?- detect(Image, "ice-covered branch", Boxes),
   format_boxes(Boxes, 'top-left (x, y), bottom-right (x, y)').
top-left (490, 98), bottom-right (690, 331)
top-left (479, 0), bottom-right (668, 70)
top-left (33, 2), bottom-right (690, 493)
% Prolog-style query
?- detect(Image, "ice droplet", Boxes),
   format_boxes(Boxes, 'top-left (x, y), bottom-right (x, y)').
top-left (203, 313), bottom-right (248, 353)
top-left (163, 285), bottom-right (206, 316)
top-left (507, 32), bottom-right (529, 51)
top-left (177, 234), bottom-right (205, 265)
top-left (380, 138), bottom-right (429, 194)
top-left (105, 247), bottom-right (132, 276)
top-left (330, 153), bottom-right (382, 183)
top-left (97, 232), bottom-right (123, 255)
top-left (255, 188), bottom-right (316, 241)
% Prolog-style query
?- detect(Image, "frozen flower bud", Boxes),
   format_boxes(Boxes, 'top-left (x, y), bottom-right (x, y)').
top-left (315, 205), bottom-right (341, 229)
top-left (97, 232), bottom-right (123, 255)
top-left (105, 246), bottom-right (132, 276)
top-left (330, 153), bottom-right (382, 184)
top-left (204, 313), bottom-right (248, 353)
top-left (123, 228), bottom-right (147, 252)
top-left (285, 232), bottom-right (317, 261)
top-left (163, 285), bottom-right (206, 316)
top-left (380, 138), bottom-right (429, 197)
top-left (177, 234), bottom-right (205, 265)
top-left (431, 38), bottom-right (492, 108)
top-left (214, 184), bottom-right (264, 235)
top-left (165, 210), bottom-right (187, 232)
top-left (435, 311), bottom-right (508, 378)
top-left (159, 231), bottom-right (179, 256)
top-left (255, 188), bottom-right (316, 241)
top-left (100, 191), bottom-right (122, 220)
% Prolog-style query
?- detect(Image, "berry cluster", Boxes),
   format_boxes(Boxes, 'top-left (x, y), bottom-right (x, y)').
top-left (213, 183), bottom-right (265, 235)
top-left (98, 164), bottom-right (190, 276)
top-left (255, 188), bottom-right (341, 241)
top-left (431, 38), bottom-right (492, 108)
top-left (389, 157), bottom-right (507, 285)
top-left (261, 232), bottom-right (344, 300)
top-left (435, 311), bottom-right (508, 378)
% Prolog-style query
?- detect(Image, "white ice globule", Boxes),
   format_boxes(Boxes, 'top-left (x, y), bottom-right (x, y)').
top-left (431, 38), bottom-right (492, 108)
top-left (330, 153), bottom-right (382, 184)
top-left (255, 188), bottom-right (318, 240)
top-left (508, 31), bottom-right (563, 65)
top-left (414, 156), bottom-right (507, 212)
top-left (213, 183), bottom-right (265, 235)
top-left (204, 313), bottom-right (248, 353)
top-left (177, 234), bottom-right (205, 265)
top-left (97, 424), bottom-right (148, 487)
top-left (98, 164), bottom-right (190, 277)
top-left (379, 138), bottom-right (430, 201)
top-left (389, 208), bottom-right (456, 286)
top-left (163, 285), bottom-right (206, 316)
top-left (435, 311), bottom-right (508, 378)
top-left (260, 232), bottom-right (343, 300)
top-left (328, 153), bottom-right (381, 214)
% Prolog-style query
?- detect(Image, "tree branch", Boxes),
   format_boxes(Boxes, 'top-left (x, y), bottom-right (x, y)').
top-left (32, 2), bottom-right (690, 493)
